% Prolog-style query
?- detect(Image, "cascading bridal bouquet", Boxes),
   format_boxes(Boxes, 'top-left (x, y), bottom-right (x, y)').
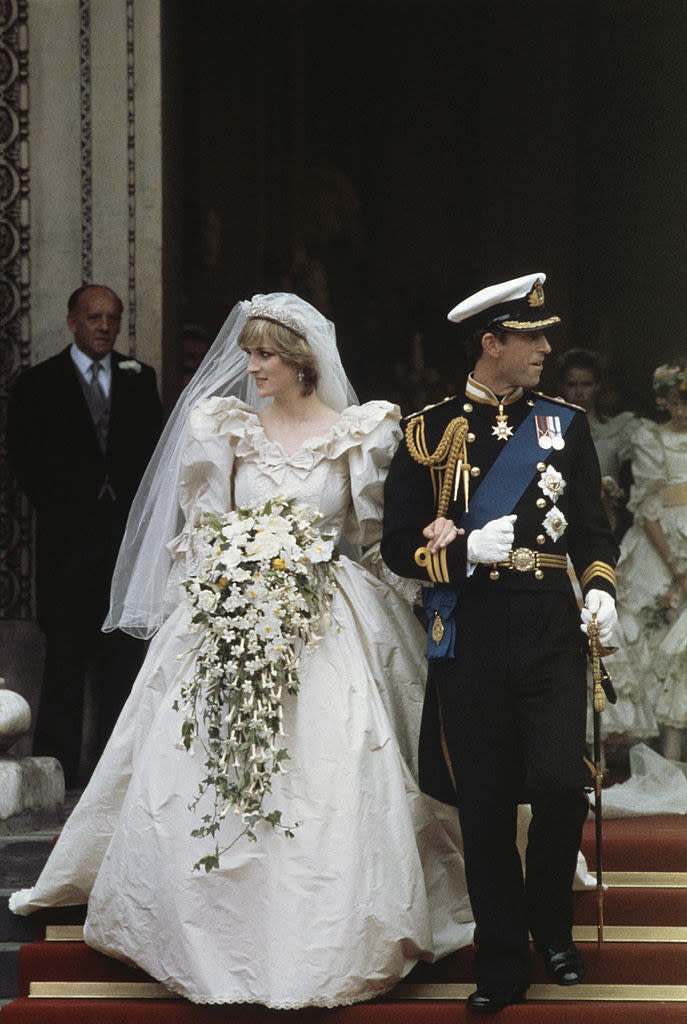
top-left (173, 497), bottom-right (339, 872)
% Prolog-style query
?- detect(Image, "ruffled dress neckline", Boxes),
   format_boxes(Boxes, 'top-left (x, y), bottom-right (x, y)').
top-left (209, 397), bottom-right (395, 475)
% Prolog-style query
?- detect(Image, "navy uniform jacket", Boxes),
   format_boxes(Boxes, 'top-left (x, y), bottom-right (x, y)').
top-left (382, 384), bottom-right (619, 804)
top-left (382, 387), bottom-right (618, 599)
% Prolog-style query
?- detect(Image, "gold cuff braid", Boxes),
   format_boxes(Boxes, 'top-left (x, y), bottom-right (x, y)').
top-left (580, 561), bottom-right (617, 591)
top-left (414, 545), bottom-right (450, 583)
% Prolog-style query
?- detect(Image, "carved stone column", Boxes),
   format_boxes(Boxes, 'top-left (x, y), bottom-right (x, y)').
top-left (1, 1), bottom-right (168, 735)
top-left (0, 0), bottom-right (31, 624)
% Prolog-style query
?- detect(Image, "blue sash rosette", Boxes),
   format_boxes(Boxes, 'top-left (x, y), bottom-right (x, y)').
top-left (422, 583), bottom-right (459, 660)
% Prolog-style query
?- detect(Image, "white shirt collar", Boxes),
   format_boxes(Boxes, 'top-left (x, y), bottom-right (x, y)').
top-left (465, 373), bottom-right (523, 407)
top-left (70, 344), bottom-right (112, 396)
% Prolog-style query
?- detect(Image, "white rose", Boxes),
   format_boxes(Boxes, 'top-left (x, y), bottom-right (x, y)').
top-left (197, 590), bottom-right (218, 612)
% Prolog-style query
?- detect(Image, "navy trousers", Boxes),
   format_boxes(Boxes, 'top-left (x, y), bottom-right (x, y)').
top-left (422, 585), bottom-right (589, 990)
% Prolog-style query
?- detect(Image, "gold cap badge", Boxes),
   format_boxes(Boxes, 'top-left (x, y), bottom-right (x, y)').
top-left (527, 279), bottom-right (545, 307)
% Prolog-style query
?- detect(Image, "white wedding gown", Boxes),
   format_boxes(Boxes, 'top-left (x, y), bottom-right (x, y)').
top-left (11, 397), bottom-right (475, 1008)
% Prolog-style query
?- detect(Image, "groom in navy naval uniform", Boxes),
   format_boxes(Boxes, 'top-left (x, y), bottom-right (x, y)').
top-left (382, 274), bottom-right (619, 1013)
top-left (8, 284), bottom-right (162, 786)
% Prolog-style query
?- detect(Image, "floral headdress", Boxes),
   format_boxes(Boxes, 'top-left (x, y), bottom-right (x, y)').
top-left (653, 363), bottom-right (687, 408)
top-left (652, 363), bottom-right (687, 394)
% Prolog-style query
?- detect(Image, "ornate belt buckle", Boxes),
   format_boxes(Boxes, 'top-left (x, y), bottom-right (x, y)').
top-left (511, 547), bottom-right (536, 572)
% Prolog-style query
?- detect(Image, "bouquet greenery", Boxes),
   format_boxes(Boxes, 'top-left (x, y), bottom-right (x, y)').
top-left (641, 583), bottom-right (686, 631)
top-left (173, 498), bottom-right (338, 871)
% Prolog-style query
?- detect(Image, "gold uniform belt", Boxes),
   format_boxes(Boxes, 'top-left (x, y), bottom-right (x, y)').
top-left (497, 547), bottom-right (568, 573)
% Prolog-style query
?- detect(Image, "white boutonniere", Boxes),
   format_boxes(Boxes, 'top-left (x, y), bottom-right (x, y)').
top-left (119, 359), bottom-right (142, 373)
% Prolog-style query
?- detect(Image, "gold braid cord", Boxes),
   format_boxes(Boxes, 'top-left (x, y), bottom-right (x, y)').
top-left (587, 616), bottom-right (606, 713)
top-left (405, 415), bottom-right (470, 517)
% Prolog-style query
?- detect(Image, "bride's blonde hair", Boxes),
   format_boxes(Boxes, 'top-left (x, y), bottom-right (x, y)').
top-left (238, 318), bottom-right (318, 395)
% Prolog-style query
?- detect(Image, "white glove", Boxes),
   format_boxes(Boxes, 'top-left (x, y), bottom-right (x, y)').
top-left (467, 515), bottom-right (517, 564)
top-left (580, 589), bottom-right (617, 644)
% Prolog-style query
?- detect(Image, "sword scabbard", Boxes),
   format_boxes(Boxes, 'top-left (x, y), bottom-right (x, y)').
top-left (588, 613), bottom-right (606, 946)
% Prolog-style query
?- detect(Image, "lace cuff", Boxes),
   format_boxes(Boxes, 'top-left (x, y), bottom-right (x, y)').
top-left (164, 515), bottom-right (215, 606)
top-left (361, 542), bottom-right (422, 606)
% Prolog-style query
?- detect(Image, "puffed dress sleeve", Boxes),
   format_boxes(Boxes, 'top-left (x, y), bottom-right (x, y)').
top-left (627, 418), bottom-right (666, 525)
top-left (166, 396), bottom-right (254, 591)
top-left (343, 400), bottom-right (421, 605)
top-left (613, 410), bottom-right (638, 468)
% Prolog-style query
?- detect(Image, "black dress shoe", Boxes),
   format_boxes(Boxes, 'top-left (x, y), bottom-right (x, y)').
top-left (467, 984), bottom-right (528, 1013)
top-left (540, 943), bottom-right (585, 985)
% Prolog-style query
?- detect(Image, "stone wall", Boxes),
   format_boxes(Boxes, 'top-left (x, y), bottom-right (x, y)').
top-left (0, 1), bottom-right (166, 732)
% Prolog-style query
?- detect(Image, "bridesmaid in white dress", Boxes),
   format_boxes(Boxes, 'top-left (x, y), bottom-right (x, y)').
top-left (11, 293), bottom-right (474, 1008)
top-left (555, 347), bottom-right (653, 750)
top-left (604, 363), bottom-right (687, 761)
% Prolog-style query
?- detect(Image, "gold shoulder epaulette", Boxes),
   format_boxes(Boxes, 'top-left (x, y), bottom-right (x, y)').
top-left (402, 395), bottom-right (456, 421)
top-left (531, 390), bottom-right (585, 413)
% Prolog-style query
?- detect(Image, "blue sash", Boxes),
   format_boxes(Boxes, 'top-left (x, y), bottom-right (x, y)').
top-left (424, 397), bottom-right (576, 660)
top-left (461, 398), bottom-right (575, 531)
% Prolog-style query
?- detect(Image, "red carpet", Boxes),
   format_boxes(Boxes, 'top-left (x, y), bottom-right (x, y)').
top-left (574, 885), bottom-right (687, 925)
top-left (4, 1003), bottom-right (687, 1024)
top-left (580, 814), bottom-right (687, 871)
top-left (4, 814), bottom-right (687, 1023)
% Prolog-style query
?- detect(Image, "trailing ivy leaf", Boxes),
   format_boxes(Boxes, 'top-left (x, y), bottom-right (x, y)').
top-left (195, 853), bottom-right (221, 873)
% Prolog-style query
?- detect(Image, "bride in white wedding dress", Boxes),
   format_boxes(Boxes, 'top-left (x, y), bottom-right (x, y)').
top-left (11, 293), bottom-right (475, 1008)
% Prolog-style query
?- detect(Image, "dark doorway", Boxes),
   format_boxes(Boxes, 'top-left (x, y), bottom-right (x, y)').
top-left (177, 0), bottom-right (687, 416)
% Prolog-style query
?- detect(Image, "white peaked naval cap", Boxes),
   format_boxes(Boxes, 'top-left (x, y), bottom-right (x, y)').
top-left (447, 272), bottom-right (561, 332)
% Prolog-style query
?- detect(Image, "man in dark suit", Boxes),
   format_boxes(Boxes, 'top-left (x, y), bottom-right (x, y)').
top-left (8, 284), bottom-right (162, 786)
top-left (382, 274), bottom-right (619, 1013)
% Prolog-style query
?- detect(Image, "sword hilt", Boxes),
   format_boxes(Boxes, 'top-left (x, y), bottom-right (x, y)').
top-left (588, 615), bottom-right (606, 713)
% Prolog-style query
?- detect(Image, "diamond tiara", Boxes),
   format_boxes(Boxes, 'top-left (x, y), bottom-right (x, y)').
top-left (246, 302), bottom-right (307, 339)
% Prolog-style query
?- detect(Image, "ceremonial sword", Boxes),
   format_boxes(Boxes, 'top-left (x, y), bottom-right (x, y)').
top-left (585, 613), bottom-right (617, 947)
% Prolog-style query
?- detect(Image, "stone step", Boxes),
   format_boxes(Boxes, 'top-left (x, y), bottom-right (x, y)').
top-left (0, 944), bottom-right (20, 1001)
top-left (0, 894), bottom-right (37, 945)
top-left (0, 836), bottom-right (57, 894)
top-left (0, 757), bottom-right (64, 838)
